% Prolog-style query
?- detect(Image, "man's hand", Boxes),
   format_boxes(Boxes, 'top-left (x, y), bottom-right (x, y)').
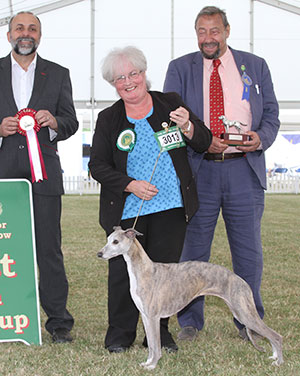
top-left (35, 110), bottom-right (58, 131)
top-left (125, 180), bottom-right (159, 200)
top-left (236, 131), bottom-right (261, 152)
top-left (0, 117), bottom-right (18, 137)
top-left (207, 136), bottom-right (228, 154)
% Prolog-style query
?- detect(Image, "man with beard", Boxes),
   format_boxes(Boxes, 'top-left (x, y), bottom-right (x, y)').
top-left (0, 11), bottom-right (78, 342)
top-left (164, 6), bottom-right (279, 341)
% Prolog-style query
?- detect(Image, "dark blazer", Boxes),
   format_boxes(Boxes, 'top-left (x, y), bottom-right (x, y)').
top-left (163, 47), bottom-right (280, 189)
top-left (89, 91), bottom-right (212, 234)
top-left (0, 53), bottom-right (78, 195)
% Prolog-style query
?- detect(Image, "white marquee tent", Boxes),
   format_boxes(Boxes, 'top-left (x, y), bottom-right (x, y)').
top-left (0, 0), bottom-right (299, 175)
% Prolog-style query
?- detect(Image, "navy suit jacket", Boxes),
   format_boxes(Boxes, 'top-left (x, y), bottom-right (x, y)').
top-left (0, 53), bottom-right (78, 195)
top-left (163, 47), bottom-right (280, 189)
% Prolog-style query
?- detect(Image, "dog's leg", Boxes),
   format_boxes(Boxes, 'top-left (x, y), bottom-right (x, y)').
top-left (225, 281), bottom-right (284, 365)
top-left (250, 325), bottom-right (283, 366)
top-left (140, 314), bottom-right (161, 370)
top-left (246, 328), bottom-right (265, 352)
top-left (269, 336), bottom-right (283, 366)
top-left (246, 324), bottom-right (283, 365)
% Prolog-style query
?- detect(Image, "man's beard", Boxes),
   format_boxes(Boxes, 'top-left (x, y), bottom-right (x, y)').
top-left (200, 42), bottom-right (220, 60)
top-left (11, 37), bottom-right (39, 56)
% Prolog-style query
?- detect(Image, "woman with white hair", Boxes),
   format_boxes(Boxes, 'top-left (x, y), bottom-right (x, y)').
top-left (89, 46), bottom-right (212, 354)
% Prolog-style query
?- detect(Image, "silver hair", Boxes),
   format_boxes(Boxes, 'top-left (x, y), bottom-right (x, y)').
top-left (8, 11), bottom-right (42, 34)
top-left (102, 46), bottom-right (151, 89)
top-left (194, 6), bottom-right (229, 29)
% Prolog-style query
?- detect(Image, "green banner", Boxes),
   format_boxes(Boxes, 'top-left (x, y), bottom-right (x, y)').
top-left (0, 179), bottom-right (41, 345)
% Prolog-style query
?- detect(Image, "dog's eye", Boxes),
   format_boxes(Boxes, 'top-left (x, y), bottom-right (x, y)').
top-left (113, 240), bottom-right (119, 245)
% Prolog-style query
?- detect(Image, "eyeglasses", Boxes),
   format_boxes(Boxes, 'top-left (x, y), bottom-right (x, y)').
top-left (113, 70), bottom-right (143, 84)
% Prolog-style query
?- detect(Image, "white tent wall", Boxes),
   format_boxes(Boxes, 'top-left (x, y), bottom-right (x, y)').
top-left (58, 114), bottom-right (83, 176)
top-left (252, 1), bottom-right (300, 100)
top-left (1, 0), bottom-right (300, 101)
top-left (0, 0), bottom-right (299, 176)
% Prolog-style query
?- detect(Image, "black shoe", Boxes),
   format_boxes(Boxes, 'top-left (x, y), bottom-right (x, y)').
top-left (177, 326), bottom-right (199, 341)
top-left (107, 344), bottom-right (129, 353)
top-left (162, 342), bottom-right (178, 353)
top-left (52, 328), bottom-right (73, 343)
top-left (239, 327), bottom-right (249, 341)
top-left (142, 336), bottom-right (178, 353)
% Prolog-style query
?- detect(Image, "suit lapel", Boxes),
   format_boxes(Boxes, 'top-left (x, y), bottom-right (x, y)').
top-left (231, 48), bottom-right (245, 77)
top-left (0, 54), bottom-right (18, 114)
top-left (28, 55), bottom-right (48, 109)
top-left (192, 53), bottom-right (204, 119)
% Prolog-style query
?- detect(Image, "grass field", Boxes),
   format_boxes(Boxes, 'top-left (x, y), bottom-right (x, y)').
top-left (0, 194), bottom-right (299, 376)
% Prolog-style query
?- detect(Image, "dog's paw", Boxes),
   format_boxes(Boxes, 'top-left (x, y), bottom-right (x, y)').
top-left (271, 359), bottom-right (280, 366)
top-left (269, 355), bottom-right (283, 366)
top-left (140, 361), bottom-right (156, 370)
top-left (270, 357), bottom-right (284, 366)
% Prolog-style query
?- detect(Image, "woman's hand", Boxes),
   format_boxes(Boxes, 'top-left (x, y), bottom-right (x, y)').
top-left (125, 180), bottom-right (158, 200)
top-left (169, 106), bottom-right (194, 138)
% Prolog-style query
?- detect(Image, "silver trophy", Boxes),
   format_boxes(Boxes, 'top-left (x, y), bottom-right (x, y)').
top-left (219, 115), bottom-right (251, 146)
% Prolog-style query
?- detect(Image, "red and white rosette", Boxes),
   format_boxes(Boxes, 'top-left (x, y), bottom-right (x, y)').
top-left (16, 108), bottom-right (48, 183)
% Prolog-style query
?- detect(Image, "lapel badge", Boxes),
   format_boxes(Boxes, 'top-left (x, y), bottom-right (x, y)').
top-left (241, 66), bottom-right (252, 101)
top-left (116, 128), bottom-right (136, 152)
top-left (161, 122), bottom-right (169, 132)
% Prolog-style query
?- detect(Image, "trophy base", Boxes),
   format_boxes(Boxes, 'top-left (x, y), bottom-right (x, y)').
top-left (220, 133), bottom-right (251, 146)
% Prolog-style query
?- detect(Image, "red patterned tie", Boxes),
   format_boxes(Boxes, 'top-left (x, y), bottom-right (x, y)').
top-left (209, 59), bottom-right (225, 137)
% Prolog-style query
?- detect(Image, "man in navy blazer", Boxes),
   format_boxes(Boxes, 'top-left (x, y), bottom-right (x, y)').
top-left (164, 6), bottom-right (280, 341)
top-left (0, 12), bottom-right (78, 342)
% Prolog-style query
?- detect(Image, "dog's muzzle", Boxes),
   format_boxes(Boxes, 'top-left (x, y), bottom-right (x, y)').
top-left (97, 251), bottom-right (104, 258)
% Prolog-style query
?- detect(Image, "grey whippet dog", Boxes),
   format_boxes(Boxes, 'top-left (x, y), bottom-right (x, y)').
top-left (97, 226), bottom-right (283, 370)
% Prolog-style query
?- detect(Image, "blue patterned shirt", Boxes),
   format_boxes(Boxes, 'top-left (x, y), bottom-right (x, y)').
top-left (122, 108), bottom-right (183, 220)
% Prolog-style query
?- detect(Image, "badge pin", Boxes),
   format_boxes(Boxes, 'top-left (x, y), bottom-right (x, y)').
top-left (161, 122), bottom-right (169, 132)
top-left (242, 72), bottom-right (253, 86)
top-left (116, 129), bottom-right (137, 152)
top-left (241, 71), bottom-right (252, 101)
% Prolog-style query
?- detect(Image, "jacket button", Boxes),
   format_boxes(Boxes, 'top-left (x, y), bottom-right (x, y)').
top-left (110, 201), bottom-right (114, 205)
top-left (19, 145), bottom-right (25, 149)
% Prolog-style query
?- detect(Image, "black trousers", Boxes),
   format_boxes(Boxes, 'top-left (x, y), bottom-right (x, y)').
top-left (33, 193), bottom-right (74, 334)
top-left (105, 207), bottom-right (186, 347)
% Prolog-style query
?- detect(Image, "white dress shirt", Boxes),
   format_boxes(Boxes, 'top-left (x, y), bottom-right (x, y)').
top-left (11, 53), bottom-right (36, 110)
top-left (0, 53), bottom-right (56, 146)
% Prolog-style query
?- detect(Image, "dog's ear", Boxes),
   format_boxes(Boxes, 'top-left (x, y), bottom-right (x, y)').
top-left (124, 228), bottom-right (143, 239)
top-left (113, 226), bottom-right (122, 231)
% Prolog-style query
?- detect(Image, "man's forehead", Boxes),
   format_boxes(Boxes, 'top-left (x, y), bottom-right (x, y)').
top-left (196, 14), bottom-right (224, 28)
top-left (11, 14), bottom-right (40, 28)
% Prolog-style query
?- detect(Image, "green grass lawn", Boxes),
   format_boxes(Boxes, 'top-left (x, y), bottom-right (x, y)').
top-left (0, 194), bottom-right (299, 375)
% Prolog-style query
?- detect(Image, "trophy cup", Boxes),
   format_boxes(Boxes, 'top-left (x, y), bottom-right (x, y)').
top-left (219, 115), bottom-right (251, 146)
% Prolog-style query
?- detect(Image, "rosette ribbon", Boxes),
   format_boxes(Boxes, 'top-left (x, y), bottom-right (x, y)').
top-left (241, 71), bottom-right (252, 102)
top-left (16, 108), bottom-right (48, 183)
